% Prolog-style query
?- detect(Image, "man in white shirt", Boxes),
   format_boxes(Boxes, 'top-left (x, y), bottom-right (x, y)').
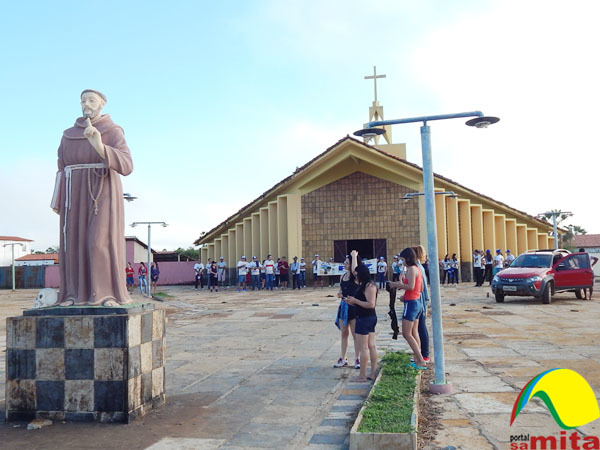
top-left (391, 256), bottom-right (401, 282)
top-left (299, 257), bottom-right (307, 288)
top-left (237, 256), bottom-right (248, 292)
top-left (493, 250), bottom-right (504, 277)
top-left (249, 256), bottom-right (261, 290)
top-left (217, 257), bottom-right (227, 288)
top-left (264, 254), bottom-right (275, 291)
top-left (193, 260), bottom-right (204, 290)
top-left (377, 256), bottom-right (388, 289)
top-left (312, 254), bottom-right (323, 288)
top-left (505, 250), bottom-right (515, 268)
top-left (473, 250), bottom-right (483, 286)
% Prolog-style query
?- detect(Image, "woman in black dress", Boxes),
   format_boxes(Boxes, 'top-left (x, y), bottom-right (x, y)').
top-left (344, 250), bottom-right (378, 382)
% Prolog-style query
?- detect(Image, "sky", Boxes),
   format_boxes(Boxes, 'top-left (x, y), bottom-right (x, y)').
top-left (1, 0), bottom-right (598, 253)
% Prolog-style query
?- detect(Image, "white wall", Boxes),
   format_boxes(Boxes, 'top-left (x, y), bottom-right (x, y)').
top-left (582, 246), bottom-right (600, 278)
top-left (0, 240), bottom-right (30, 266)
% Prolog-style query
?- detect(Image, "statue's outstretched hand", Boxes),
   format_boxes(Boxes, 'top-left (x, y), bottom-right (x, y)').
top-left (83, 118), bottom-right (106, 158)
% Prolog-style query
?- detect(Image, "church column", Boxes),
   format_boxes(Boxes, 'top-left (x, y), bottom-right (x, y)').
top-left (470, 204), bottom-right (484, 251)
top-left (243, 218), bottom-right (252, 259)
top-left (251, 213), bottom-right (260, 259)
top-left (283, 194), bottom-right (302, 259)
top-left (235, 223), bottom-right (244, 259)
top-left (260, 207), bottom-right (269, 258)
top-left (200, 246), bottom-right (208, 263)
top-left (505, 219), bottom-right (517, 255)
top-left (482, 209), bottom-right (496, 252)
top-left (214, 239), bottom-right (222, 261)
top-left (207, 243), bottom-right (215, 262)
top-left (446, 195), bottom-right (459, 259)
top-left (435, 190), bottom-right (448, 258)
top-left (221, 234), bottom-right (229, 267)
top-left (527, 228), bottom-right (538, 250)
top-left (458, 199), bottom-right (473, 282)
top-left (494, 214), bottom-right (506, 253)
top-left (516, 225), bottom-right (527, 255)
top-left (418, 193), bottom-right (428, 250)
top-left (228, 229), bottom-right (236, 281)
top-left (538, 233), bottom-right (549, 249)
top-left (277, 196), bottom-right (288, 258)
top-left (268, 201), bottom-right (279, 257)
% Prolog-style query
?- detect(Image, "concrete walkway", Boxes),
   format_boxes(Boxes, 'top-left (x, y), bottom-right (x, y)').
top-left (0, 284), bottom-right (599, 449)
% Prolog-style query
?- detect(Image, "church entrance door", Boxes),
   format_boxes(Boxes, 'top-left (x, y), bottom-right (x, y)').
top-left (333, 239), bottom-right (387, 262)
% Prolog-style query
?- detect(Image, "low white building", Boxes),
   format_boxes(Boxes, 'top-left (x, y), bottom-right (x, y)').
top-left (0, 236), bottom-right (33, 267)
top-left (573, 234), bottom-right (600, 278)
top-left (15, 253), bottom-right (59, 266)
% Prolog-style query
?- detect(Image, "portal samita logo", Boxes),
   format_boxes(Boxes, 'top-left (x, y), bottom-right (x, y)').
top-left (509, 368), bottom-right (600, 449)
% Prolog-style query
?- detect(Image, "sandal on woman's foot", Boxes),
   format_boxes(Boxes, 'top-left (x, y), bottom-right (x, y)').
top-left (408, 362), bottom-right (427, 370)
top-left (352, 376), bottom-right (368, 382)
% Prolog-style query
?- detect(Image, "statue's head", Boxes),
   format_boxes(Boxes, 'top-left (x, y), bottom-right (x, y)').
top-left (80, 89), bottom-right (107, 119)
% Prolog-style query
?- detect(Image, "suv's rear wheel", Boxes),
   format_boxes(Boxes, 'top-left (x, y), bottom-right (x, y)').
top-left (542, 283), bottom-right (552, 304)
top-left (575, 289), bottom-right (583, 300)
top-left (495, 292), bottom-right (505, 303)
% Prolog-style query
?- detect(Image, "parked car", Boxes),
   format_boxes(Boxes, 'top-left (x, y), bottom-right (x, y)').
top-left (491, 249), bottom-right (594, 304)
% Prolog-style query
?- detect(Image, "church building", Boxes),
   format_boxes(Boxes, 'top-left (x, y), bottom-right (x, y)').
top-left (194, 70), bottom-right (556, 282)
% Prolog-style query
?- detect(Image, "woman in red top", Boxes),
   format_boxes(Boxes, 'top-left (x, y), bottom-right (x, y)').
top-left (389, 247), bottom-right (426, 369)
top-left (125, 262), bottom-right (135, 292)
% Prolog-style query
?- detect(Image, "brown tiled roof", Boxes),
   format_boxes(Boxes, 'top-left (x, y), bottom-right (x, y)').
top-left (195, 136), bottom-right (557, 245)
top-left (0, 236), bottom-right (33, 242)
top-left (16, 253), bottom-right (59, 262)
top-left (573, 234), bottom-right (600, 248)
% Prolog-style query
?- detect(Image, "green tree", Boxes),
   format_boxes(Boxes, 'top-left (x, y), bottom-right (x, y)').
top-left (175, 246), bottom-right (200, 260)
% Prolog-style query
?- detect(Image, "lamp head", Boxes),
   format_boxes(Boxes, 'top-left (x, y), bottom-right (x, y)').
top-left (353, 127), bottom-right (386, 143)
top-left (162, 223), bottom-right (168, 228)
top-left (130, 223), bottom-right (137, 228)
top-left (465, 116), bottom-right (500, 128)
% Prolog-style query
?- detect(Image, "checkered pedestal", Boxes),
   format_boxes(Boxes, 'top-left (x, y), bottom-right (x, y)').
top-left (5, 303), bottom-right (166, 423)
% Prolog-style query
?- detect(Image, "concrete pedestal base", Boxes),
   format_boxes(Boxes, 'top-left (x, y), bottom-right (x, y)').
top-left (5, 303), bottom-right (166, 423)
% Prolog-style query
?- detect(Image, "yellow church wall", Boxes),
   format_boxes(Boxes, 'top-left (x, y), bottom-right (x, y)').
top-left (505, 219), bottom-right (517, 254)
top-left (251, 213), bottom-right (260, 258)
top-left (458, 199), bottom-right (473, 263)
top-left (277, 196), bottom-right (288, 258)
top-left (286, 194), bottom-right (303, 259)
top-left (235, 223), bottom-right (244, 259)
top-left (214, 239), bottom-right (222, 261)
top-left (516, 225), bottom-right (527, 255)
top-left (527, 228), bottom-right (538, 250)
top-left (221, 234), bottom-right (229, 264)
top-left (538, 233), bottom-right (549, 249)
top-left (494, 214), bottom-right (506, 252)
top-left (243, 218), bottom-right (252, 259)
top-left (207, 243), bottom-right (215, 261)
top-left (418, 196), bottom-right (428, 251)
top-left (435, 191), bottom-right (448, 257)
top-left (201, 246), bottom-right (208, 263)
top-left (228, 229), bottom-right (236, 266)
top-left (446, 195), bottom-right (459, 259)
top-left (259, 208), bottom-right (269, 259)
top-left (268, 202), bottom-right (278, 257)
top-left (470, 204), bottom-right (484, 251)
top-left (482, 210), bottom-right (495, 251)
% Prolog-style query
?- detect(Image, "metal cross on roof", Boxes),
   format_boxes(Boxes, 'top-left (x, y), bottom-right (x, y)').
top-left (364, 66), bottom-right (386, 103)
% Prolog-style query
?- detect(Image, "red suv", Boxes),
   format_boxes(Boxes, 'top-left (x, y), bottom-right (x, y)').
top-left (491, 249), bottom-right (594, 304)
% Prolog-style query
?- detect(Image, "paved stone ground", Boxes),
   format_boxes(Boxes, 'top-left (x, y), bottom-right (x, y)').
top-left (0, 284), bottom-right (599, 450)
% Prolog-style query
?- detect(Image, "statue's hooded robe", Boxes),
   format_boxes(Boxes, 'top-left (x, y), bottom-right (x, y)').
top-left (54, 114), bottom-right (133, 305)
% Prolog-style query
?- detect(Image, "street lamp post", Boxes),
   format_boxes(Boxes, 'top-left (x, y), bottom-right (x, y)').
top-left (355, 111), bottom-right (499, 394)
top-left (3, 243), bottom-right (25, 291)
top-left (130, 221), bottom-right (168, 296)
top-left (537, 211), bottom-right (572, 249)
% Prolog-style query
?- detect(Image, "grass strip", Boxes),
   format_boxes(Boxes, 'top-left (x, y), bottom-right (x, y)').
top-left (357, 351), bottom-right (418, 433)
top-left (153, 292), bottom-right (174, 298)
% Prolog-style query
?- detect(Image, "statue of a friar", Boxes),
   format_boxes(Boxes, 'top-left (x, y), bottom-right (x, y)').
top-left (51, 90), bottom-right (133, 306)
